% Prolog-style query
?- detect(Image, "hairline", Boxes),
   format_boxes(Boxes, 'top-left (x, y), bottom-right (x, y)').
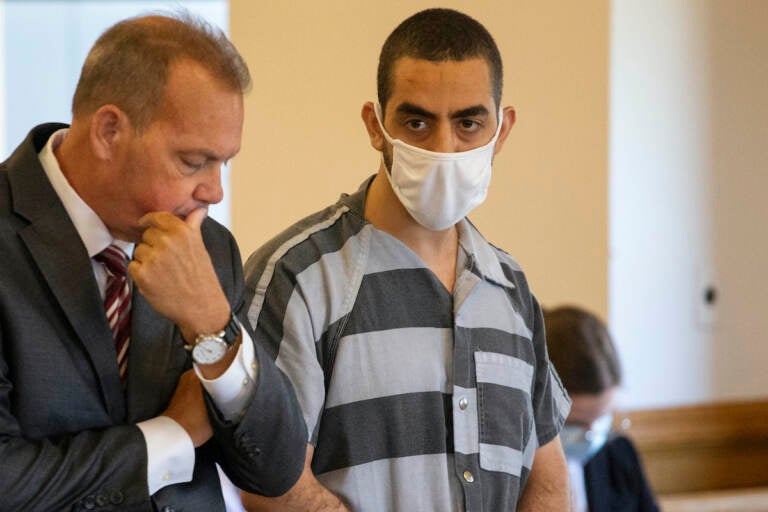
top-left (382, 55), bottom-right (499, 117)
top-left (71, 11), bottom-right (250, 132)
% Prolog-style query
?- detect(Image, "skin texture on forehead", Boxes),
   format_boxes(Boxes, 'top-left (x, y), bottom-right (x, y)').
top-left (148, 58), bottom-right (243, 163)
top-left (385, 57), bottom-right (496, 119)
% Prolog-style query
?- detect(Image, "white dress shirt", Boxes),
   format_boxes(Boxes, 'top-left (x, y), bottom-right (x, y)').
top-left (38, 129), bottom-right (258, 496)
top-left (567, 459), bottom-right (590, 512)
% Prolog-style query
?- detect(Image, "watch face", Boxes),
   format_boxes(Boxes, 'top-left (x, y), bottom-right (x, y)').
top-left (192, 338), bottom-right (228, 365)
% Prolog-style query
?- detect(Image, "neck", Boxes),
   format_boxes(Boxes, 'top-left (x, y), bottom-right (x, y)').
top-left (54, 124), bottom-right (94, 198)
top-left (365, 165), bottom-right (459, 292)
top-left (54, 124), bottom-right (128, 240)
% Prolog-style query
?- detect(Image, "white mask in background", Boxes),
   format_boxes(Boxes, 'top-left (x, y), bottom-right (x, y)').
top-left (561, 413), bottom-right (614, 465)
top-left (374, 102), bottom-right (503, 231)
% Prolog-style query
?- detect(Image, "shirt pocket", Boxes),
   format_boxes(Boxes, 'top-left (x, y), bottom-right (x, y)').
top-left (474, 351), bottom-right (535, 477)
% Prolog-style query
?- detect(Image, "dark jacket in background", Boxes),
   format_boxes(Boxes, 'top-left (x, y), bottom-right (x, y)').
top-left (585, 435), bottom-right (660, 512)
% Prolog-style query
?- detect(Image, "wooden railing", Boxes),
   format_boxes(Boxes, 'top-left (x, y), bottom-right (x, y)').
top-left (614, 399), bottom-right (768, 495)
top-left (659, 486), bottom-right (768, 512)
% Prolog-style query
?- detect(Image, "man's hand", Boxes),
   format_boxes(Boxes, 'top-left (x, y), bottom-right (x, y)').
top-left (129, 208), bottom-right (230, 343)
top-left (162, 370), bottom-right (212, 447)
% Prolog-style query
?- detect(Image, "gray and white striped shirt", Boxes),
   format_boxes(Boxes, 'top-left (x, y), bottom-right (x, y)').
top-left (244, 177), bottom-right (571, 512)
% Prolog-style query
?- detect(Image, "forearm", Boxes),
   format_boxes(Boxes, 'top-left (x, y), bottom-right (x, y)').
top-left (517, 479), bottom-right (569, 512)
top-left (240, 445), bottom-right (349, 512)
top-left (517, 436), bottom-right (569, 512)
top-left (210, 340), bottom-right (307, 497)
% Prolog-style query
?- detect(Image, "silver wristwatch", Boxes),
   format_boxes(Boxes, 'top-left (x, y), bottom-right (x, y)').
top-left (186, 312), bottom-right (241, 365)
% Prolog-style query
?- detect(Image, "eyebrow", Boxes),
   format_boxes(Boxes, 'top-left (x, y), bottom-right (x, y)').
top-left (395, 102), bottom-right (437, 120)
top-left (451, 105), bottom-right (490, 119)
top-left (181, 149), bottom-right (238, 162)
top-left (394, 102), bottom-right (490, 120)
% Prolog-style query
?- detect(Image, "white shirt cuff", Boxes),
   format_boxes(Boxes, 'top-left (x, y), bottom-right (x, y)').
top-left (195, 328), bottom-right (259, 422)
top-left (137, 416), bottom-right (195, 495)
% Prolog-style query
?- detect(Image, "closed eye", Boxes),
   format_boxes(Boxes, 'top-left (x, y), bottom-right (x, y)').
top-left (181, 158), bottom-right (206, 173)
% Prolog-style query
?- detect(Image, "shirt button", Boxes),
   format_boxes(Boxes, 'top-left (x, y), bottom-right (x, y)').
top-left (162, 472), bottom-right (171, 481)
top-left (242, 378), bottom-right (249, 387)
top-left (458, 397), bottom-right (468, 410)
top-left (463, 470), bottom-right (474, 483)
top-left (109, 491), bottom-right (124, 505)
top-left (251, 361), bottom-right (257, 370)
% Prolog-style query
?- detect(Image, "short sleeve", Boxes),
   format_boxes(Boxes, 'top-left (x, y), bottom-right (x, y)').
top-left (529, 295), bottom-right (571, 446)
top-left (246, 258), bottom-right (326, 445)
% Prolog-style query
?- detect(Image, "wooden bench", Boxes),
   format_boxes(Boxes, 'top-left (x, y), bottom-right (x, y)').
top-left (614, 400), bottom-right (768, 510)
top-left (659, 486), bottom-right (768, 512)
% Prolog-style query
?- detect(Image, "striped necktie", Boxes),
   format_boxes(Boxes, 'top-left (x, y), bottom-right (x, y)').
top-left (95, 245), bottom-right (131, 382)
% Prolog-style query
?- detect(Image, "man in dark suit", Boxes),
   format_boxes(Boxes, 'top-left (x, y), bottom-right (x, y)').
top-left (0, 13), bottom-right (305, 512)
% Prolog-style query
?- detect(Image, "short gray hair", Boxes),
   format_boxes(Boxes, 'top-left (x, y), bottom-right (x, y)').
top-left (72, 11), bottom-right (250, 130)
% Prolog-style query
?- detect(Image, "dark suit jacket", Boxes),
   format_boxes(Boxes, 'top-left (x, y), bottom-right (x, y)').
top-left (0, 124), bottom-right (306, 511)
top-left (584, 435), bottom-right (659, 512)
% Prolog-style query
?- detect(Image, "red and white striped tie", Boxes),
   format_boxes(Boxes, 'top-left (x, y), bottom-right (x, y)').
top-left (95, 245), bottom-right (131, 382)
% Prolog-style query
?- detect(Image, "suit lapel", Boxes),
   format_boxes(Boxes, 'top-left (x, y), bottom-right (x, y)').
top-left (125, 289), bottom-right (188, 422)
top-left (9, 127), bottom-right (126, 423)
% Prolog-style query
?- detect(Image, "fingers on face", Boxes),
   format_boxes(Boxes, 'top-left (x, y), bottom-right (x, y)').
top-left (138, 211), bottom-right (174, 230)
top-left (127, 248), bottom-right (150, 286)
top-left (126, 260), bottom-right (141, 282)
top-left (131, 243), bottom-right (152, 264)
top-left (138, 212), bottom-right (189, 248)
top-left (139, 225), bottom-right (169, 249)
top-left (184, 208), bottom-right (207, 229)
top-left (138, 211), bottom-right (203, 248)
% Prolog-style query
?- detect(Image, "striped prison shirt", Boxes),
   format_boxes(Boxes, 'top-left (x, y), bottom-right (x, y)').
top-left (244, 177), bottom-right (571, 512)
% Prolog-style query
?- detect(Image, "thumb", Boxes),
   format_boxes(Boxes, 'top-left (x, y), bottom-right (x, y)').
top-left (185, 208), bottom-right (208, 231)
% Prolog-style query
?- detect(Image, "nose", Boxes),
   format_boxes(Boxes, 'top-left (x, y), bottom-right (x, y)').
top-left (193, 166), bottom-right (224, 205)
top-left (429, 122), bottom-right (457, 153)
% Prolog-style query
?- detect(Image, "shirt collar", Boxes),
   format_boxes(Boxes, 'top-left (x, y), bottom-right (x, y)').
top-left (456, 218), bottom-right (516, 289)
top-left (38, 129), bottom-right (134, 258)
top-left (340, 175), bottom-right (374, 218)
top-left (348, 175), bottom-right (516, 289)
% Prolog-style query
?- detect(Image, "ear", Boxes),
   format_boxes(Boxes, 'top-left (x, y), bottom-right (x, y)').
top-left (361, 101), bottom-right (386, 152)
top-left (89, 105), bottom-right (132, 161)
top-left (493, 106), bottom-right (517, 155)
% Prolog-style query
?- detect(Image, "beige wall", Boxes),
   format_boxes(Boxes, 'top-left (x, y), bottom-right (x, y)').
top-left (709, 0), bottom-right (768, 402)
top-left (610, 0), bottom-right (768, 409)
top-left (230, 1), bottom-right (609, 317)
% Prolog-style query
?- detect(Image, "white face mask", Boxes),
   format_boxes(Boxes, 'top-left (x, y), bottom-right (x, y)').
top-left (374, 103), bottom-right (503, 231)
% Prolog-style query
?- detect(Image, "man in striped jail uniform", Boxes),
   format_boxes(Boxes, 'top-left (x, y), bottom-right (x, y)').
top-left (241, 8), bottom-right (571, 512)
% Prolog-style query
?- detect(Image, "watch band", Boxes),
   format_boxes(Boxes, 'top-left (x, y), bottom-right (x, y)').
top-left (221, 311), bottom-right (241, 346)
top-left (183, 310), bottom-right (241, 352)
